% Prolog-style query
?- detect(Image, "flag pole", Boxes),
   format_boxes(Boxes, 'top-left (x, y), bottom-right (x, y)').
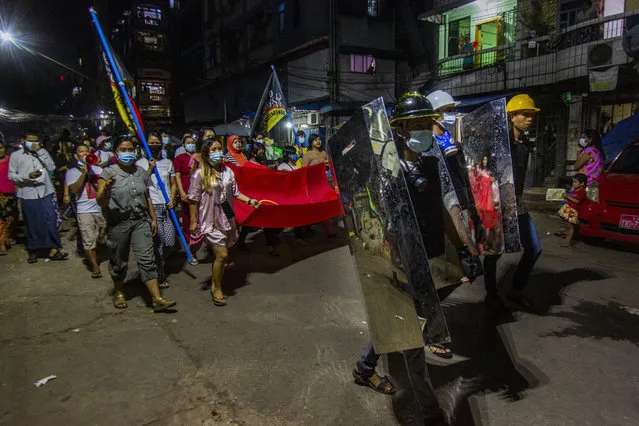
top-left (89, 7), bottom-right (197, 265)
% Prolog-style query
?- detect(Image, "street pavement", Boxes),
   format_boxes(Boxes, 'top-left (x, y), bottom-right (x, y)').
top-left (1, 212), bottom-right (638, 425)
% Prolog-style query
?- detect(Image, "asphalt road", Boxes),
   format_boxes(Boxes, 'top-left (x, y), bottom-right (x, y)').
top-left (1, 212), bottom-right (638, 425)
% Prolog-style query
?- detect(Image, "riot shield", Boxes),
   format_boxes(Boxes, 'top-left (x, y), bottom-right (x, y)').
top-left (329, 98), bottom-right (450, 354)
top-left (460, 98), bottom-right (522, 254)
top-left (414, 141), bottom-right (479, 288)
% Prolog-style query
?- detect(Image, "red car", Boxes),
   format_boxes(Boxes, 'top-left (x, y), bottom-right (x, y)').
top-left (579, 140), bottom-right (639, 244)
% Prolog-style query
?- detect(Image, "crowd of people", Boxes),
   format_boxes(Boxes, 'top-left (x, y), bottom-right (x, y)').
top-left (0, 127), bottom-right (335, 311)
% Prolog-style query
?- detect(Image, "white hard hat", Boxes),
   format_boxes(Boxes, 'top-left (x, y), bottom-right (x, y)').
top-left (426, 90), bottom-right (460, 111)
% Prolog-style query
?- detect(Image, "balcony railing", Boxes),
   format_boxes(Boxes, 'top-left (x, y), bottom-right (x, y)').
top-left (437, 44), bottom-right (515, 78)
top-left (436, 10), bottom-right (637, 79)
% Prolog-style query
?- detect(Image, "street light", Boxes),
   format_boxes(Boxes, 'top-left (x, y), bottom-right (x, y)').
top-left (0, 30), bottom-right (14, 43)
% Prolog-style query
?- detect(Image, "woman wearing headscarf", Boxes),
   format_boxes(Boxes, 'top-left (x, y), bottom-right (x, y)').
top-left (574, 129), bottom-right (605, 186)
top-left (189, 138), bottom-right (259, 305)
top-left (97, 136), bottom-right (176, 312)
top-left (223, 135), bottom-right (247, 166)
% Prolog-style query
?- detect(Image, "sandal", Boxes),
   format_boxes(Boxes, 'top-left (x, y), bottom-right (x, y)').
top-left (91, 271), bottom-right (102, 279)
top-left (49, 251), bottom-right (69, 261)
top-left (153, 298), bottom-right (176, 312)
top-left (353, 367), bottom-right (395, 394)
top-left (113, 292), bottom-right (128, 309)
top-left (428, 344), bottom-right (453, 359)
top-left (211, 292), bottom-right (227, 306)
top-left (159, 282), bottom-right (170, 289)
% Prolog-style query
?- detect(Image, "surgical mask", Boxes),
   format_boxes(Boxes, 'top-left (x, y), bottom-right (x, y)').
top-left (406, 130), bottom-right (433, 153)
top-left (298, 137), bottom-right (305, 144)
top-left (103, 142), bottom-right (112, 150)
top-left (25, 141), bottom-right (36, 151)
top-left (578, 138), bottom-right (588, 148)
top-left (185, 143), bottom-right (196, 153)
top-left (161, 149), bottom-right (168, 159)
top-left (161, 136), bottom-right (170, 145)
top-left (443, 113), bottom-right (457, 124)
top-left (209, 151), bottom-right (223, 163)
top-left (256, 139), bottom-right (264, 144)
top-left (117, 152), bottom-right (137, 165)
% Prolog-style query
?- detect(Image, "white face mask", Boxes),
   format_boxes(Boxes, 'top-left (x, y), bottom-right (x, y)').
top-left (578, 138), bottom-right (588, 148)
top-left (443, 113), bottom-right (456, 124)
top-left (406, 130), bottom-right (434, 153)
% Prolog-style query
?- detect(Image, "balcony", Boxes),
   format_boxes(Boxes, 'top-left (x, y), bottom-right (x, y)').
top-left (433, 10), bottom-right (638, 96)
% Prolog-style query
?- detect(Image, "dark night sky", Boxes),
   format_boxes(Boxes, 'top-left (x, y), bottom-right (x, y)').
top-left (0, 0), bottom-right (131, 114)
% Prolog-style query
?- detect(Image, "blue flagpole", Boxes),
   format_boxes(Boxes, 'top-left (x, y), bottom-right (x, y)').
top-left (89, 7), bottom-right (197, 265)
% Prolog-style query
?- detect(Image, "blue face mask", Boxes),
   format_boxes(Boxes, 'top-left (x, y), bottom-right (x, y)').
top-left (185, 143), bottom-right (196, 153)
top-left (161, 136), bottom-right (170, 145)
top-left (289, 154), bottom-right (298, 162)
top-left (25, 141), bottom-right (36, 151)
top-left (209, 151), bottom-right (224, 163)
top-left (103, 142), bottom-right (112, 151)
top-left (406, 130), bottom-right (433, 153)
top-left (117, 152), bottom-right (137, 166)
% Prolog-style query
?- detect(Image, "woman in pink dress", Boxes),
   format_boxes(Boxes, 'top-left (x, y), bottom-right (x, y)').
top-left (574, 129), bottom-right (604, 186)
top-left (188, 139), bottom-right (259, 306)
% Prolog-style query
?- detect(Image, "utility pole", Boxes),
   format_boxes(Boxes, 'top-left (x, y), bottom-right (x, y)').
top-left (328, 0), bottom-right (339, 139)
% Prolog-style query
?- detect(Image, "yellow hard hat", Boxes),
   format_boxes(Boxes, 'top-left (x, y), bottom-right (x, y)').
top-left (506, 94), bottom-right (540, 113)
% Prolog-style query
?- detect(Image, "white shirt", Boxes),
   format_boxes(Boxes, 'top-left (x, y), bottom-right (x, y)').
top-left (174, 146), bottom-right (186, 157)
top-left (65, 165), bottom-right (103, 214)
top-left (95, 150), bottom-right (113, 165)
top-left (8, 149), bottom-right (56, 199)
top-left (136, 157), bottom-right (175, 205)
top-left (277, 162), bottom-right (298, 172)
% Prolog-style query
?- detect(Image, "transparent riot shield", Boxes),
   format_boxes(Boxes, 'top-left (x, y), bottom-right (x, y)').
top-left (329, 98), bottom-right (450, 354)
top-left (460, 98), bottom-right (522, 254)
top-left (413, 140), bottom-right (480, 288)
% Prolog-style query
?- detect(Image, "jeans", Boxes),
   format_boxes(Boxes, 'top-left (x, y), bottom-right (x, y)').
top-left (483, 213), bottom-right (542, 295)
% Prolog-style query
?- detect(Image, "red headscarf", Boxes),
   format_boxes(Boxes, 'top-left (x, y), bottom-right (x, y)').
top-left (226, 135), bottom-right (247, 166)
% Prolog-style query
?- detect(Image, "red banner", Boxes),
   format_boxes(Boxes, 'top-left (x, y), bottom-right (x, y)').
top-left (229, 163), bottom-right (344, 228)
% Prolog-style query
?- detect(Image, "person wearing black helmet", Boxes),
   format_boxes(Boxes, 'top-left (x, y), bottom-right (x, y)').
top-left (352, 93), bottom-right (448, 424)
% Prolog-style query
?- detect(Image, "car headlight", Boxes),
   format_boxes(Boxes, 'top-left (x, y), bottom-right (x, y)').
top-left (587, 183), bottom-right (599, 203)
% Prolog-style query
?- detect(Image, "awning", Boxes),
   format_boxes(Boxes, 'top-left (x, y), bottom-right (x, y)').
top-left (456, 94), bottom-right (506, 110)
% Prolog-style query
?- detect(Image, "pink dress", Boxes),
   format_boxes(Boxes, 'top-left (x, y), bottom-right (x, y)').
top-left (188, 167), bottom-right (239, 247)
top-left (579, 146), bottom-right (604, 185)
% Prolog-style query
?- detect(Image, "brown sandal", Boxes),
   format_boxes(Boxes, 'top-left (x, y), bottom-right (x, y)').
top-left (113, 292), bottom-right (128, 309)
top-left (352, 367), bottom-right (396, 394)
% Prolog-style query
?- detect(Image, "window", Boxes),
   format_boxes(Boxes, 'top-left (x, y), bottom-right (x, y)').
top-left (141, 81), bottom-right (166, 96)
top-left (609, 143), bottom-right (639, 174)
top-left (136, 5), bottom-right (163, 26)
top-left (447, 17), bottom-right (471, 56)
top-left (136, 31), bottom-right (165, 51)
top-left (350, 54), bottom-right (375, 73)
top-left (278, 2), bottom-right (285, 34)
top-left (367, 0), bottom-right (379, 17)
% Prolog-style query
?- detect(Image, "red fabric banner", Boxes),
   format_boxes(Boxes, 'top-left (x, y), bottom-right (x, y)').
top-left (228, 163), bottom-right (344, 228)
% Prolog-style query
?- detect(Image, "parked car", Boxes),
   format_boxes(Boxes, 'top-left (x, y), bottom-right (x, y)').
top-left (579, 140), bottom-right (639, 244)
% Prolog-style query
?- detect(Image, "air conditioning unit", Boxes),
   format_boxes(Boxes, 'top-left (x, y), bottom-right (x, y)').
top-left (588, 42), bottom-right (614, 69)
top-left (307, 112), bottom-right (319, 126)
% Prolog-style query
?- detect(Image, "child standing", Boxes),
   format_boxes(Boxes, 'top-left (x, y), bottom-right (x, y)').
top-left (558, 173), bottom-right (588, 247)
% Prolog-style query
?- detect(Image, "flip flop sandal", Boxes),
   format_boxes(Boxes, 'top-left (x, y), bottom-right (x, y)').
top-left (212, 296), bottom-right (227, 306)
top-left (428, 344), bottom-right (453, 359)
top-left (159, 282), bottom-right (170, 289)
top-left (91, 271), bottom-right (102, 279)
top-left (352, 369), bottom-right (396, 395)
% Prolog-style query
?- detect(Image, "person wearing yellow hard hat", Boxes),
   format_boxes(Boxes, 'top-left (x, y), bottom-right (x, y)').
top-left (483, 93), bottom-right (543, 313)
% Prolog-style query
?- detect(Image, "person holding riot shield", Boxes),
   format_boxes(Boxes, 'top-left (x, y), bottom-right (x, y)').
top-left (483, 94), bottom-right (543, 312)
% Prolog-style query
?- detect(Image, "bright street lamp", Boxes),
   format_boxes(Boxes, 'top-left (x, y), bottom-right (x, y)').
top-left (0, 31), bottom-right (14, 43)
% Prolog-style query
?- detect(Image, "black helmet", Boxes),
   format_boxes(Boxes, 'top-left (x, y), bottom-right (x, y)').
top-left (390, 91), bottom-right (436, 127)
